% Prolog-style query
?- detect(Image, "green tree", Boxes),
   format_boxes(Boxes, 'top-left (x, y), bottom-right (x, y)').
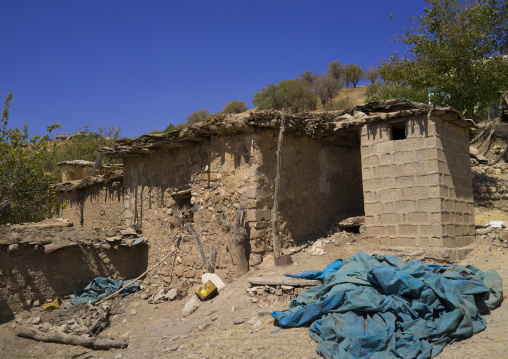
top-left (52, 124), bottom-right (121, 163)
top-left (300, 70), bottom-right (316, 86)
top-left (253, 78), bottom-right (316, 113)
top-left (381, 0), bottom-right (508, 118)
top-left (364, 83), bottom-right (429, 104)
top-left (365, 67), bottom-right (380, 84)
top-left (186, 109), bottom-right (210, 125)
top-left (221, 100), bottom-right (249, 114)
top-left (164, 123), bottom-right (186, 132)
top-left (314, 73), bottom-right (342, 107)
top-left (328, 61), bottom-right (345, 82)
top-left (0, 94), bottom-right (62, 224)
top-left (344, 64), bottom-right (365, 88)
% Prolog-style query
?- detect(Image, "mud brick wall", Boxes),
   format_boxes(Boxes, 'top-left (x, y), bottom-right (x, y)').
top-left (122, 129), bottom-right (364, 277)
top-left (57, 182), bottom-right (125, 229)
top-left (361, 114), bottom-right (474, 248)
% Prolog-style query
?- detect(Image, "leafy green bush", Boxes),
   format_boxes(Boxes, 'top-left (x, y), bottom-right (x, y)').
top-left (0, 94), bottom-right (62, 224)
top-left (365, 83), bottom-right (428, 104)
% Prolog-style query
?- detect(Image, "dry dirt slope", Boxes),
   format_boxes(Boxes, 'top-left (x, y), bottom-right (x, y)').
top-left (0, 233), bottom-right (505, 359)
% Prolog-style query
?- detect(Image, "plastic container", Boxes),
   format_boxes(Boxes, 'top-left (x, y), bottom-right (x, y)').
top-left (195, 280), bottom-right (217, 300)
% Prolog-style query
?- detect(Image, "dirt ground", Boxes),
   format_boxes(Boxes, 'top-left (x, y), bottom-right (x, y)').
top-left (0, 229), bottom-right (506, 359)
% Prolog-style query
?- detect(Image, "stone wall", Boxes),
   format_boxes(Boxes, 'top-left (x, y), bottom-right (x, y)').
top-left (361, 114), bottom-right (474, 248)
top-left (121, 129), bottom-right (363, 278)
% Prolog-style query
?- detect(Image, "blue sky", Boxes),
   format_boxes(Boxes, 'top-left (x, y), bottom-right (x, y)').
top-left (0, 0), bottom-right (425, 139)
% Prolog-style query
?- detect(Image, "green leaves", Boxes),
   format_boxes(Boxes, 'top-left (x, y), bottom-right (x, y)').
top-left (0, 94), bottom-right (62, 224)
top-left (382, 0), bottom-right (508, 118)
top-left (221, 100), bottom-right (249, 114)
top-left (253, 78), bottom-right (316, 113)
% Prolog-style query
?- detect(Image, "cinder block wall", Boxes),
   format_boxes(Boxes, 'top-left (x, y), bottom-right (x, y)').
top-left (361, 114), bottom-right (474, 248)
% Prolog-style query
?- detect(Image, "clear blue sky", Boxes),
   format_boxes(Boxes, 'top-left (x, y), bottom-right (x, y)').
top-left (0, 0), bottom-right (425, 139)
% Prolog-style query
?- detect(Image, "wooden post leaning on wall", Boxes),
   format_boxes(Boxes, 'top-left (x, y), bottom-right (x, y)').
top-left (272, 110), bottom-right (285, 259)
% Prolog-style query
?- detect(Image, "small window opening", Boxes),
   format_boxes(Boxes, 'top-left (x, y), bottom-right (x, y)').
top-left (174, 193), bottom-right (192, 209)
top-left (391, 122), bottom-right (407, 140)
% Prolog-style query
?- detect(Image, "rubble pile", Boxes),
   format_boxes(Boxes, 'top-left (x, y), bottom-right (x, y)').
top-left (475, 222), bottom-right (508, 250)
top-left (247, 276), bottom-right (321, 302)
top-left (14, 299), bottom-right (114, 336)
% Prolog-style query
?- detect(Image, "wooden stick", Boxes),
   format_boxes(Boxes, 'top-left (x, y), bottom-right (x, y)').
top-left (95, 249), bottom-right (176, 306)
top-left (16, 327), bottom-right (127, 349)
top-left (185, 223), bottom-right (208, 268)
top-left (272, 110), bottom-right (285, 258)
top-left (207, 243), bottom-right (217, 273)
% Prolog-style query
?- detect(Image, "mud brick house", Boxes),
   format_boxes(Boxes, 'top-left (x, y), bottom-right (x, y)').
top-left (56, 99), bottom-right (476, 267)
top-left (56, 160), bottom-right (122, 182)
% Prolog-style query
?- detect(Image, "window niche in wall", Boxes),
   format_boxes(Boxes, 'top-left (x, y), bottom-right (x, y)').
top-left (390, 121), bottom-right (407, 141)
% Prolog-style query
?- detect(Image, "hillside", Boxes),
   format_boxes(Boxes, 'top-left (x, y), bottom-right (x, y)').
top-left (316, 85), bottom-right (368, 111)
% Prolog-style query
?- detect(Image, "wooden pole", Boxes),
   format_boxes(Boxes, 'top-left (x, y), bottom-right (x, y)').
top-left (186, 223), bottom-right (208, 268)
top-left (16, 327), bottom-right (127, 349)
top-left (95, 249), bottom-right (176, 306)
top-left (272, 110), bottom-right (285, 258)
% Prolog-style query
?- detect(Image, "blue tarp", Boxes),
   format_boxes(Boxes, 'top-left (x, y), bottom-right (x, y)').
top-left (71, 277), bottom-right (140, 305)
top-left (272, 252), bottom-right (503, 359)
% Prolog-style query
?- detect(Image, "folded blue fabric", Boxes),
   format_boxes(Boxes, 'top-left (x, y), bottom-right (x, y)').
top-left (71, 277), bottom-right (140, 305)
top-left (272, 252), bottom-right (503, 359)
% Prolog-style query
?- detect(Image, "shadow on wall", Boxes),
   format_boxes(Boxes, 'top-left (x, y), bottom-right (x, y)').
top-left (0, 243), bottom-right (148, 323)
top-left (257, 132), bottom-right (365, 245)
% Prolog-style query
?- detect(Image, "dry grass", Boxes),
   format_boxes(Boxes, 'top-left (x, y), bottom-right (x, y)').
top-left (316, 86), bottom-right (368, 111)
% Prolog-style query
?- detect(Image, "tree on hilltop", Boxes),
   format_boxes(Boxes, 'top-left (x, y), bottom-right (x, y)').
top-left (344, 64), bottom-right (365, 88)
top-left (221, 100), bottom-right (248, 114)
top-left (186, 109), bottom-right (210, 125)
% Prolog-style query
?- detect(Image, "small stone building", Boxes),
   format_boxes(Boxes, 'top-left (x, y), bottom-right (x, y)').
top-left (56, 160), bottom-right (122, 182)
top-left (57, 99), bottom-right (476, 269)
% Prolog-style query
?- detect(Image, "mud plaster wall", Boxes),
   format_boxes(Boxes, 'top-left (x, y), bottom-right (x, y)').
top-left (122, 129), bottom-right (364, 280)
top-left (0, 243), bottom-right (148, 321)
top-left (361, 114), bottom-right (474, 248)
top-left (60, 165), bottom-right (119, 182)
top-left (57, 182), bottom-right (125, 229)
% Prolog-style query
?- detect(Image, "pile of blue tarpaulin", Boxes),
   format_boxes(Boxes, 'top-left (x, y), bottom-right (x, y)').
top-left (71, 277), bottom-right (140, 305)
top-left (271, 252), bottom-right (503, 358)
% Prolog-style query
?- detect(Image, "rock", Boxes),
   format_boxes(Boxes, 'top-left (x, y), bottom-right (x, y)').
top-left (251, 297), bottom-right (259, 303)
top-left (198, 322), bottom-right (213, 331)
top-left (41, 322), bottom-right (52, 332)
top-left (249, 253), bottom-right (262, 266)
top-left (31, 317), bottom-right (41, 325)
top-left (476, 226), bottom-right (494, 235)
top-left (106, 230), bottom-right (117, 237)
top-left (202, 273), bottom-right (226, 290)
top-left (33, 300), bottom-right (40, 307)
top-left (275, 289), bottom-right (283, 296)
top-left (182, 295), bottom-right (200, 318)
top-left (233, 318), bottom-right (244, 325)
top-left (7, 244), bottom-right (19, 253)
top-left (130, 309), bottom-right (137, 315)
top-left (167, 288), bottom-right (178, 300)
top-left (114, 354), bottom-right (123, 359)
top-left (163, 345), bottom-right (180, 352)
top-left (58, 323), bottom-right (69, 333)
top-left (253, 320), bottom-right (262, 329)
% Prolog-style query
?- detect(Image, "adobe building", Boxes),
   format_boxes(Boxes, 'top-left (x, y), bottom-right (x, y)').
top-left (56, 160), bottom-right (122, 182)
top-left (55, 99), bottom-right (476, 270)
